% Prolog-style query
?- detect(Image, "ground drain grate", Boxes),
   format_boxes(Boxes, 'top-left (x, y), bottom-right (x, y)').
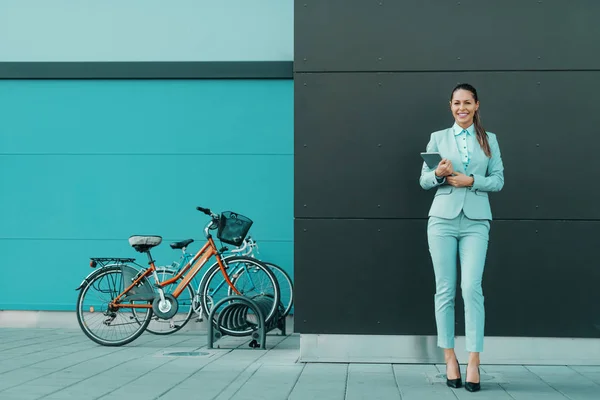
top-left (163, 351), bottom-right (210, 357)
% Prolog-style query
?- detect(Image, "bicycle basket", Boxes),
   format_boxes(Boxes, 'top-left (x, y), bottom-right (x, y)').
top-left (217, 211), bottom-right (253, 246)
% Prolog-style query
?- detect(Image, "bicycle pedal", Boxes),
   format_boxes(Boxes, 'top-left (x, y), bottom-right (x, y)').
top-left (195, 317), bottom-right (204, 322)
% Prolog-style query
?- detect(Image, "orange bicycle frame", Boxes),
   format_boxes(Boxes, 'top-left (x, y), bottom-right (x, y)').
top-left (111, 236), bottom-right (240, 309)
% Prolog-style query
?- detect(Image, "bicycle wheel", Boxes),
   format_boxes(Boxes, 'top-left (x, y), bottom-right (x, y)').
top-left (233, 261), bottom-right (293, 318)
top-left (197, 256), bottom-right (280, 335)
top-left (142, 268), bottom-right (195, 335)
top-left (76, 266), bottom-right (153, 346)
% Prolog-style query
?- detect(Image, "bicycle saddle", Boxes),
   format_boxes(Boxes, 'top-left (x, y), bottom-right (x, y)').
top-left (128, 235), bottom-right (162, 253)
top-left (170, 238), bottom-right (194, 249)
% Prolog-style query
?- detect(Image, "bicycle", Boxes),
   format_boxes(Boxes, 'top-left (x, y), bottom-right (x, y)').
top-left (75, 206), bottom-right (280, 346)
top-left (228, 236), bottom-right (293, 317)
top-left (139, 235), bottom-right (294, 336)
top-left (239, 236), bottom-right (294, 317)
top-left (142, 235), bottom-right (294, 335)
top-left (199, 236), bottom-right (294, 318)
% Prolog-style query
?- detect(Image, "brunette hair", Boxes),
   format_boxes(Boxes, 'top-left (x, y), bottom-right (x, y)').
top-left (451, 83), bottom-right (491, 157)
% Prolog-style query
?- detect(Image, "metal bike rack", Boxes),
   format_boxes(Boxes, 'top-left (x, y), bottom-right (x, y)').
top-left (207, 294), bottom-right (286, 349)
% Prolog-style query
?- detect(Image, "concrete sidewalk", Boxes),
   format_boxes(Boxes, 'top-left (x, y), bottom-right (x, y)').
top-left (0, 328), bottom-right (598, 400)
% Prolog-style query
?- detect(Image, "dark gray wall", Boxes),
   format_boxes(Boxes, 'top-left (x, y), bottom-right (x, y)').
top-left (294, 0), bottom-right (600, 338)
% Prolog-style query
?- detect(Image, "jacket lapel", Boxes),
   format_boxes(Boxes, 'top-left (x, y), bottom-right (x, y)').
top-left (469, 134), bottom-right (488, 174)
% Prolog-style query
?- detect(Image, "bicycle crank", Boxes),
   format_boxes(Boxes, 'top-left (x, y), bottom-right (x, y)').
top-left (152, 294), bottom-right (179, 319)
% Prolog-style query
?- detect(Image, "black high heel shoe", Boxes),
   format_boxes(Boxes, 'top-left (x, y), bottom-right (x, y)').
top-left (446, 359), bottom-right (462, 388)
top-left (465, 366), bottom-right (481, 392)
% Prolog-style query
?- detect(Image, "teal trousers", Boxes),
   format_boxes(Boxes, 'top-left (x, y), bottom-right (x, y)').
top-left (427, 211), bottom-right (490, 353)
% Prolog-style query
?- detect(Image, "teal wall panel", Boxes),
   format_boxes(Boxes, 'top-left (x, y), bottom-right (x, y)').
top-left (0, 80), bottom-right (291, 154)
top-left (0, 154), bottom-right (292, 239)
top-left (0, 239), bottom-right (293, 311)
top-left (0, 79), bottom-right (293, 311)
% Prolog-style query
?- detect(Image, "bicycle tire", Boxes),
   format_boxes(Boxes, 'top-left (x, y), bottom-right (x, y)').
top-left (197, 256), bottom-right (280, 335)
top-left (233, 261), bottom-right (294, 318)
top-left (76, 266), bottom-right (153, 346)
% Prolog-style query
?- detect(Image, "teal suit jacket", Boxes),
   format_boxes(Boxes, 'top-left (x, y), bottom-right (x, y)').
top-left (419, 127), bottom-right (504, 220)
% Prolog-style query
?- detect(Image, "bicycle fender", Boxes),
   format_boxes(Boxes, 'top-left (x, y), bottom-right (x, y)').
top-left (75, 264), bottom-right (126, 290)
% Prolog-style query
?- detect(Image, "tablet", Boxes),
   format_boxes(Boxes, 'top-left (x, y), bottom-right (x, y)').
top-left (420, 152), bottom-right (442, 169)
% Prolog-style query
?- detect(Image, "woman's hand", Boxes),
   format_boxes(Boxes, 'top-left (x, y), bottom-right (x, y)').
top-left (435, 159), bottom-right (454, 177)
top-left (446, 172), bottom-right (474, 188)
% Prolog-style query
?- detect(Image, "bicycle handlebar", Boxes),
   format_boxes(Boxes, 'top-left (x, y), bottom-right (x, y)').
top-left (197, 206), bottom-right (219, 219)
top-left (230, 236), bottom-right (258, 256)
top-left (230, 239), bottom-right (249, 254)
top-left (197, 206), bottom-right (220, 237)
top-left (196, 206), bottom-right (211, 215)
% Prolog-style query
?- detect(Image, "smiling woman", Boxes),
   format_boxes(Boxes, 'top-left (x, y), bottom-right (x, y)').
top-left (419, 83), bottom-right (505, 393)
top-left (451, 84), bottom-right (492, 158)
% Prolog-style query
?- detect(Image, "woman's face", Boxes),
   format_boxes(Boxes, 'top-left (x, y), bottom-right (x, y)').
top-left (450, 89), bottom-right (479, 128)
